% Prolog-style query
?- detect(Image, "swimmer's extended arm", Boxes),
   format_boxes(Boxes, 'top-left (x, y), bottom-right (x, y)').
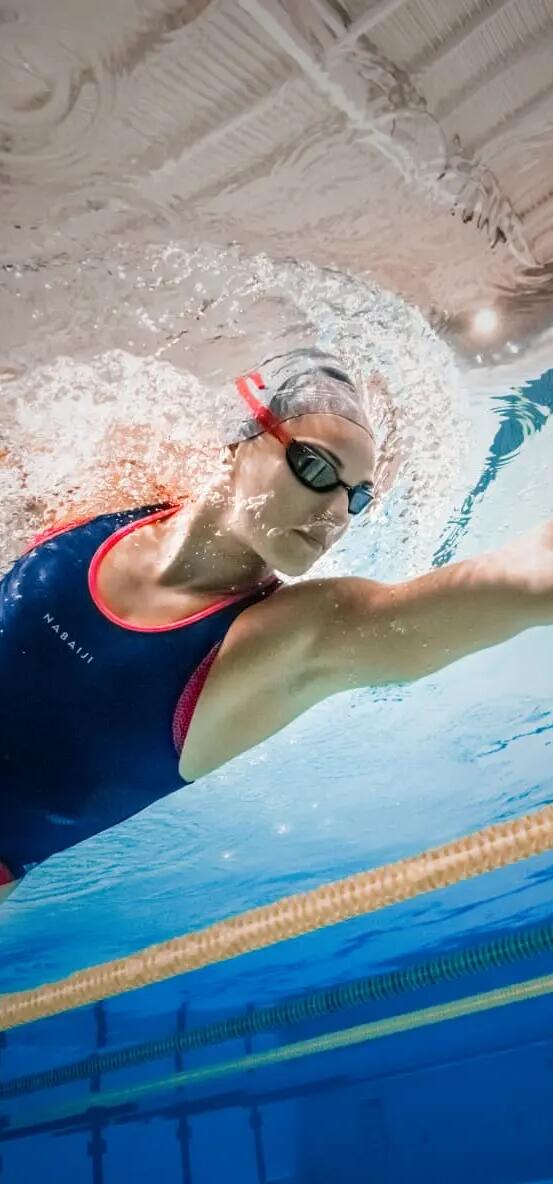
top-left (313, 521), bottom-right (553, 692)
top-left (179, 522), bottom-right (552, 782)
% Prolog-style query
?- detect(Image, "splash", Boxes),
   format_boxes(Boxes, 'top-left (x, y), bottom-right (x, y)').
top-left (0, 244), bottom-right (468, 580)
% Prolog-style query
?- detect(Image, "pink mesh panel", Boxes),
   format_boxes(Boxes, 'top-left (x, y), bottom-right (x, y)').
top-left (0, 860), bottom-right (15, 886)
top-left (172, 642), bottom-right (222, 756)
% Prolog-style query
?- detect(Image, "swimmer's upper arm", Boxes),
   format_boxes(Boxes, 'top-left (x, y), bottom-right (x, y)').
top-left (311, 561), bottom-right (538, 691)
top-left (178, 581), bottom-right (328, 781)
top-left (178, 574), bottom-right (426, 781)
top-left (179, 559), bottom-right (535, 780)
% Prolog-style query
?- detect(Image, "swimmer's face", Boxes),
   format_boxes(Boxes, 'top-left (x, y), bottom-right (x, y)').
top-left (226, 413), bottom-right (377, 576)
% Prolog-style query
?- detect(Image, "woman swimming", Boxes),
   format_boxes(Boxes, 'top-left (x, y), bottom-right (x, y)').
top-left (1, 348), bottom-right (552, 896)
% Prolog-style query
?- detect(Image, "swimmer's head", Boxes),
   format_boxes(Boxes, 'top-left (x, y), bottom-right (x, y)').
top-left (220, 349), bottom-right (377, 577)
top-left (232, 348), bottom-right (375, 442)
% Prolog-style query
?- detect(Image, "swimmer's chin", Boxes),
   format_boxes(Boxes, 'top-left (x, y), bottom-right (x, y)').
top-left (264, 528), bottom-right (330, 577)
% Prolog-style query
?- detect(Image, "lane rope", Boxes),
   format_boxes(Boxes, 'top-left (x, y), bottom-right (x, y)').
top-left (2, 804), bottom-right (552, 1032)
top-left (3, 913), bottom-right (553, 1099)
top-left (7, 971), bottom-right (553, 1130)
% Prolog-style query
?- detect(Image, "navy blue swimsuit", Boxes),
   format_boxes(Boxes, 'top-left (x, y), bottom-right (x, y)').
top-left (0, 503), bottom-right (279, 879)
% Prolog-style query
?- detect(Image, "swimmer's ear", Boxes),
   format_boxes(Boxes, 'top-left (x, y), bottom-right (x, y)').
top-left (218, 442), bottom-right (239, 471)
top-left (225, 443), bottom-right (241, 465)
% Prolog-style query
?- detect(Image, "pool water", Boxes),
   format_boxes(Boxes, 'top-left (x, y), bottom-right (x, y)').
top-left (2, 1), bottom-right (553, 1179)
top-left (1, 369), bottom-right (552, 1182)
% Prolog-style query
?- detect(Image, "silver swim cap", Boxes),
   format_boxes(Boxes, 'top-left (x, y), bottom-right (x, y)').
top-left (232, 348), bottom-right (374, 441)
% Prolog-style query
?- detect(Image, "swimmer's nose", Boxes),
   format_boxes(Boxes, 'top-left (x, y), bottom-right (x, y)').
top-left (324, 488), bottom-right (350, 530)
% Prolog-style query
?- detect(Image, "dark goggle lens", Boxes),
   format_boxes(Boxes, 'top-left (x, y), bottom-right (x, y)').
top-left (348, 484), bottom-right (374, 515)
top-left (287, 441), bottom-right (338, 489)
top-left (287, 441), bottom-right (374, 516)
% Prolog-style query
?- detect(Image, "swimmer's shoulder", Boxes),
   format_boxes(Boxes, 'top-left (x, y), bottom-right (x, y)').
top-left (179, 575), bottom-right (385, 780)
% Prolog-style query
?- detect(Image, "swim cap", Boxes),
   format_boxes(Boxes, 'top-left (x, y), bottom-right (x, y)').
top-left (231, 348), bottom-right (374, 442)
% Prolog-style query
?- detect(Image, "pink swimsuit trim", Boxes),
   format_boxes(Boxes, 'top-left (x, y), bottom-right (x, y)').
top-left (25, 514), bottom-right (96, 552)
top-left (87, 504), bottom-right (278, 633)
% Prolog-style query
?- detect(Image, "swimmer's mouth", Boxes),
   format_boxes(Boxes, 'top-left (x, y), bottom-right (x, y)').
top-left (294, 528), bottom-right (326, 549)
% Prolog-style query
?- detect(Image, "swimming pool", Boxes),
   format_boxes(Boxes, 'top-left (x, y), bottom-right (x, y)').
top-left (2, 0), bottom-right (553, 1180)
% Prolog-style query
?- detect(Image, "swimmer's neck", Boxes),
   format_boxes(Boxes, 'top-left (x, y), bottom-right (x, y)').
top-left (154, 488), bottom-right (273, 596)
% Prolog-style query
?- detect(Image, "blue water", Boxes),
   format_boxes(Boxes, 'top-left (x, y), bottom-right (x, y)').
top-left (1, 371), bottom-right (552, 1182)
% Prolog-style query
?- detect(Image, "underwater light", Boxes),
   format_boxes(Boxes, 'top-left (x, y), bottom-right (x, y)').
top-left (472, 307), bottom-right (500, 336)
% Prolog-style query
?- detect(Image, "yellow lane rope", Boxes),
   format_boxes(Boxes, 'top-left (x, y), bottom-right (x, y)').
top-left (2, 804), bottom-right (553, 1032)
top-left (8, 971), bottom-right (553, 1130)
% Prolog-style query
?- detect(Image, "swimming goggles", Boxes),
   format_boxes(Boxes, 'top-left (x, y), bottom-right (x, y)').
top-left (235, 372), bottom-right (375, 515)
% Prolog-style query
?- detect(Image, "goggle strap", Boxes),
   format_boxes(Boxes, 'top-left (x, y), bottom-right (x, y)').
top-left (235, 373), bottom-right (291, 447)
